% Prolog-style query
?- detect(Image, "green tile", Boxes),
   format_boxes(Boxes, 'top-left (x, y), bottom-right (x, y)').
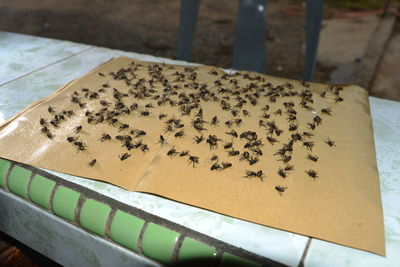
top-left (221, 253), bottom-right (260, 267)
top-left (79, 199), bottom-right (111, 237)
top-left (142, 223), bottom-right (179, 265)
top-left (0, 159), bottom-right (11, 188)
top-left (110, 210), bottom-right (145, 252)
top-left (8, 165), bottom-right (31, 198)
top-left (52, 186), bottom-right (80, 221)
top-left (29, 174), bottom-right (56, 209)
top-left (177, 237), bottom-right (216, 266)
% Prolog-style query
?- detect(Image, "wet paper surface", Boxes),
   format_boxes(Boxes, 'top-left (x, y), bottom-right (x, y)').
top-left (0, 57), bottom-right (385, 255)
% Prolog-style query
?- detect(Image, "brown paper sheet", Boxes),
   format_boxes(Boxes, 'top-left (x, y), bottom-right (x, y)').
top-left (0, 57), bottom-right (385, 255)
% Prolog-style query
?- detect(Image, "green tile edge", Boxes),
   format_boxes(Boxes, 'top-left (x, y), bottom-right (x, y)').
top-left (110, 210), bottom-right (145, 252)
top-left (7, 165), bottom-right (31, 198)
top-left (29, 174), bottom-right (56, 209)
top-left (0, 158), bottom-right (11, 188)
top-left (52, 185), bottom-right (80, 222)
top-left (178, 237), bottom-right (216, 265)
top-left (142, 223), bottom-right (180, 265)
top-left (1, 162), bottom-right (273, 266)
top-left (79, 198), bottom-right (111, 237)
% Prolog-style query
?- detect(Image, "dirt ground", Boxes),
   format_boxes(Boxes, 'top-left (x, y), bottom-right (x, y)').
top-left (0, 0), bottom-right (397, 94)
top-left (0, 0), bottom-right (325, 80)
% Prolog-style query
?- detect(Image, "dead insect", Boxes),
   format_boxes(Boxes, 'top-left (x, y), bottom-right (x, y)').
top-left (48, 106), bottom-right (55, 113)
top-left (187, 155), bottom-right (199, 167)
top-left (167, 147), bottom-right (178, 157)
top-left (194, 134), bottom-right (204, 144)
top-left (266, 136), bottom-right (279, 145)
top-left (321, 108), bottom-right (332, 115)
top-left (248, 157), bottom-right (259, 165)
top-left (285, 165), bottom-right (294, 171)
top-left (306, 169), bottom-right (318, 179)
top-left (130, 103), bottom-right (139, 111)
top-left (225, 130), bottom-right (238, 138)
top-left (307, 154), bottom-right (318, 162)
top-left (159, 113), bottom-right (167, 120)
top-left (180, 150), bottom-right (190, 157)
top-left (288, 124), bottom-right (298, 131)
top-left (303, 141), bottom-right (314, 151)
top-left (174, 130), bottom-right (185, 138)
top-left (210, 155), bottom-right (219, 161)
top-left (278, 168), bottom-right (287, 178)
top-left (279, 155), bottom-right (292, 163)
top-left (275, 186), bottom-right (287, 195)
top-left (41, 126), bottom-right (49, 134)
top-left (261, 105), bottom-right (270, 112)
top-left (98, 72), bottom-right (105, 77)
top-left (140, 144), bottom-right (149, 153)
top-left (67, 136), bottom-right (78, 143)
top-left (211, 116), bottom-right (219, 126)
top-left (100, 100), bottom-right (110, 106)
top-left (334, 96), bottom-right (344, 103)
top-left (133, 130), bottom-right (146, 138)
top-left (206, 135), bottom-right (222, 150)
top-left (325, 138), bottom-right (336, 147)
top-left (119, 153), bottom-right (131, 161)
top-left (39, 118), bottom-right (47, 125)
top-left (81, 88), bottom-right (89, 92)
top-left (73, 141), bottom-right (86, 151)
top-left (141, 110), bottom-right (150, 116)
top-left (158, 135), bottom-right (166, 145)
top-left (99, 134), bottom-right (111, 142)
top-left (50, 120), bottom-right (59, 127)
top-left (75, 125), bottom-right (83, 134)
top-left (46, 132), bottom-right (54, 139)
top-left (275, 129), bottom-right (284, 136)
top-left (210, 163), bottom-right (222, 171)
top-left (273, 109), bottom-right (282, 116)
top-left (291, 133), bottom-right (303, 142)
top-left (307, 122), bottom-right (316, 130)
top-left (88, 159), bottom-right (97, 167)
top-left (164, 124), bottom-right (174, 133)
top-left (224, 142), bottom-right (233, 149)
top-left (221, 162), bottom-right (232, 169)
top-left (313, 116), bottom-right (322, 125)
top-left (227, 149), bottom-right (240, 157)
top-left (244, 170), bottom-right (265, 181)
top-left (242, 110), bottom-right (250, 117)
top-left (302, 132), bottom-right (314, 138)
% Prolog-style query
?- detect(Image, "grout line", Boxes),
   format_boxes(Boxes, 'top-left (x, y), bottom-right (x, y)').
top-left (25, 172), bottom-right (35, 201)
top-left (0, 46), bottom-right (95, 88)
top-left (2, 162), bottom-right (14, 193)
top-left (105, 209), bottom-right (117, 240)
top-left (171, 234), bottom-right (185, 264)
top-left (136, 221), bottom-right (149, 255)
top-left (75, 195), bottom-right (86, 225)
top-left (48, 184), bottom-right (59, 211)
top-left (298, 237), bottom-right (312, 267)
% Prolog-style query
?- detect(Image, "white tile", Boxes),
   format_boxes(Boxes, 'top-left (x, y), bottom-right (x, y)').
top-left (0, 31), bottom-right (91, 85)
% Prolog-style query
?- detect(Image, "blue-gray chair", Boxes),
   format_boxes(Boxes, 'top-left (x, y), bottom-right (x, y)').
top-left (177, 0), bottom-right (324, 81)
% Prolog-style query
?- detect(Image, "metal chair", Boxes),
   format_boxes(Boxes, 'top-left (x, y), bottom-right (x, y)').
top-left (177, 0), bottom-right (324, 81)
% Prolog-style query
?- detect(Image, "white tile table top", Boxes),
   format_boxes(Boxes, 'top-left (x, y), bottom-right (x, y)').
top-left (1, 31), bottom-right (399, 266)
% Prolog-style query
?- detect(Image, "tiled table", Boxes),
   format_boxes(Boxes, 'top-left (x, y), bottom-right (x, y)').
top-left (0, 31), bottom-right (399, 267)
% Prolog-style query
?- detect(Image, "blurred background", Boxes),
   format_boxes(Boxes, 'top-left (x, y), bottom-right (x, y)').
top-left (0, 0), bottom-right (399, 100)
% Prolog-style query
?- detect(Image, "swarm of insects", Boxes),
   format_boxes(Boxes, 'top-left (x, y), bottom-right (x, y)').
top-left (38, 59), bottom-right (345, 194)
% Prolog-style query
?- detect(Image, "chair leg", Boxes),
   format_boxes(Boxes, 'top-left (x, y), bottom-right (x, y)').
top-left (232, 0), bottom-right (267, 74)
top-left (177, 0), bottom-right (201, 62)
top-left (302, 0), bottom-right (324, 81)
